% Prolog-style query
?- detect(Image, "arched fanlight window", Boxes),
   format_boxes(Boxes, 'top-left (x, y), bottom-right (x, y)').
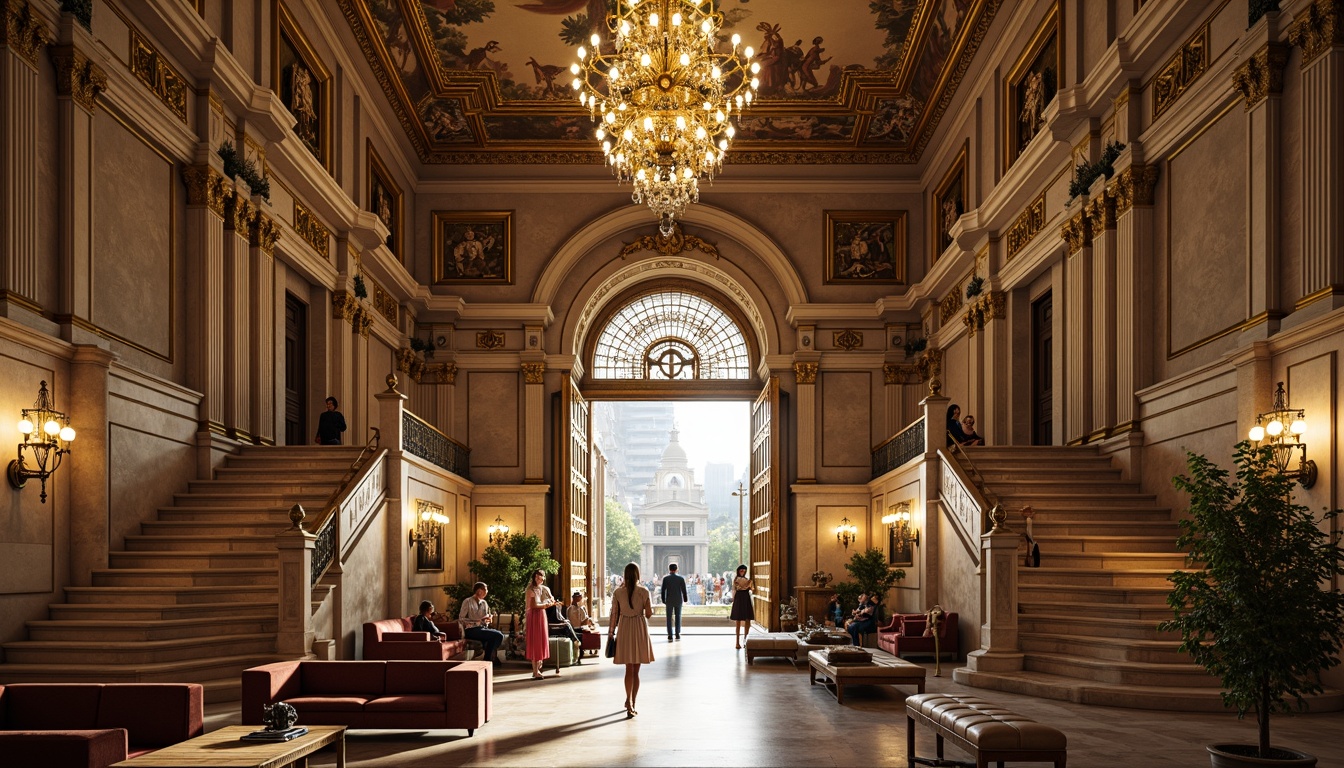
top-left (592, 291), bottom-right (751, 380)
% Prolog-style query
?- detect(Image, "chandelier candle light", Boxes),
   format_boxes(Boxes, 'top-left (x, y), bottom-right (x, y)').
top-left (572, 0), bottom-right (760, 235)
top-left (7, 380), bottom-right (75, 504)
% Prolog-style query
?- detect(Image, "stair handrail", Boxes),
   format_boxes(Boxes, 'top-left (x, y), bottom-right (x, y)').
top-left (945, 434), bottom-right (1002, 511)
top-left (936, 445), bottom-right (996, 566)
top-left (309, 428), bottom-right (384, 585)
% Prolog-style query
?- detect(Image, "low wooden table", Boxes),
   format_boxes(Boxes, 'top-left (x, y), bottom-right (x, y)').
top-left (808, 648), bottom-right (926, 705)
top-left (112, 725), bottom-right (346, 768)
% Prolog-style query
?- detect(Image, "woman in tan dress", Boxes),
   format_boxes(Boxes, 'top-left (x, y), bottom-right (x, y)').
top-left (609, 561), bottom-right (655, 718)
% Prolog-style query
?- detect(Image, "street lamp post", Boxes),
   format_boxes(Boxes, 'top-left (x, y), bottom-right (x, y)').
top-left (731, 481), bottom-right (747, 566)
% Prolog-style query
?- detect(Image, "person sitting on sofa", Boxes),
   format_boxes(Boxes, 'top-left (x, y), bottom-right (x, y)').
top-left (567, 591), bottom-right (598, 631)
top-left (413, 600), bottom-right (448, 640)
top-left (845, 593), bottom-right (878, 645)
top-left (825, 593), bottom-right (845, 627)
top-left (458, 582), bottom-right (505, 666)
top-left (546, 597), bottom-right (582, 650)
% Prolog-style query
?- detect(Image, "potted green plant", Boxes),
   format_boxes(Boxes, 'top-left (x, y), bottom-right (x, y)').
top-left (1162, 443), bottom-right (1344, 767)
top-left (833, 547), bottom-right (905, 616)
top-left (964, 275), bottom-right (985, 299)
top-left (445, 533), bottom-right (559, 658)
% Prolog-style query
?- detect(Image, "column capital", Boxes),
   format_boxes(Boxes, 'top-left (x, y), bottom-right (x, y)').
top-left (0, 0), bottom-right (49, 67)
top-left (1084, 189), bottom-right (1117, 233)
top-left (1107, 164), bottom-right (1160, 216)
top-left (182, 164), bottom-right (229, 215)
top-left (222, 188), bottom-right (256, 232)
top-left (249, 210), bottom-right (280, 256)
top-left (521, 361), bottom-right (546, 384)
top-left (1289, 0), bottom-right (1344, 67)
top-left (1232, 42), bottom-right (1291, 109)
top-left (436, 362), bottom-right (458, 385)
top-left (49, 43), bottom-right (106, 112)
top-left (1060, 211), bottom-right (1092, 255)
top-left (792, 361), bottom-right (818, 384)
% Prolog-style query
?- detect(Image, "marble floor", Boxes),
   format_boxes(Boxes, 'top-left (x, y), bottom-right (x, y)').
top-left (209, 630), bottom-right (1344, 767)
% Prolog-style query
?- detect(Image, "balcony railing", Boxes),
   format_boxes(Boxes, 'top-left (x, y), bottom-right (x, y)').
top-left (403, 410), bottom-right (471, 480)
top-left (871, 416), bottom-right (926, 478)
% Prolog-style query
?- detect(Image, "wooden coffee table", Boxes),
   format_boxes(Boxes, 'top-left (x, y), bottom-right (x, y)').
top-left (808, 648), bottom-right (926, 705)
top-left (112, 725), bottom-right (345, 768)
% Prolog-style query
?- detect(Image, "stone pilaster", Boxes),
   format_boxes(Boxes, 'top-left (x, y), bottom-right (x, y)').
top-left (977, 291), bottom-right (1008, 446)
top-left (376, 382), bottom-right (408, 616)
top-left (249, 209), bottom-right (279, 444)
top-left (276, 512), bottom-right (317, 657)
top-left (1086, 190), bottom-right (1117, 439)
top-left (1289, 0), bottom-right (1344, 311)
top-left (436, 359), bottom-right (458, 441)
top-left (222, 187), bottom-right (253, 442)
top-left (67, 344), bottom-right (115, 586)
top-left (0, 0), bottom-right (48, 315)
top-left (183, 164), bottom-right (229, 438)
top-left (522, 360), bottom-right (546, 483)
top-left (958, 522), bottom-right (1025, 674)
top-left (1060, 210), bottom-right (1092, 443)
top-left (793, 360), bottom-right (818, 482)
top-left (1108, 165), bottom-right (1158, 433)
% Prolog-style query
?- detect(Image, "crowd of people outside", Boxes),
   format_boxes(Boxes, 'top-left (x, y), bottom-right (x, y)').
top-left (603, 569), bottom-right (744, 607)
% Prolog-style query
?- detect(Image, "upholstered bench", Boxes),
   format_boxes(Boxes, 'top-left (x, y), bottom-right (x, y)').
top-left (904, 692), bottom-right (1067, 768)
top-left (745, 633), bottom-right (801, 665)
top-left (807, 648), bottom-right (925, 704)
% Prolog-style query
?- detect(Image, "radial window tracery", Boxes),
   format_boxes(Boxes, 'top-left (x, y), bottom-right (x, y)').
top-left (592, 291), bottom-right (750, 380)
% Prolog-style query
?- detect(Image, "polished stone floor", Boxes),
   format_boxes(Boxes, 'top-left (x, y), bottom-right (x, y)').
top-left (208, 630), bottom-right (1344, 767)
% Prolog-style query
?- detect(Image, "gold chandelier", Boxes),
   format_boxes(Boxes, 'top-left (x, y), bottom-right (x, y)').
top-left (571, 0), bottom-right (759, 235)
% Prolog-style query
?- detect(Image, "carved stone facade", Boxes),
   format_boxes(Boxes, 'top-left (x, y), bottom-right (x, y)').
top-left (1005, 192), bottom-right (1046, 260)
top-left (793, 361), bottom-right (818, 384)
top-left (1289, 0), bottom-right (1344, 66)
top-left (1153, 22), bottom-right (1209, 119)
top-left (1232, 43), bottom-right (1291, 109)
top-left (1060, 211), bottom-right (1092, 255)
top-left (0, 0), bottom-right (49, 66)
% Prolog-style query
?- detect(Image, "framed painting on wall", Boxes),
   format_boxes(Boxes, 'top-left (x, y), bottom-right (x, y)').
top-left (275, 3), bottom-right (331, 170)
top-left (432, 211), bottom-right (513, 284)
top-left (931, 141), bottom-right (968, 260)
top-left (888, 525), bottom-right (914, 568)
top-left (366, 142), bottom-right (402, 262)
top-left (823, 210), bottom-right (907, 285)
top-left (1004, 1), bottom-right (1060, 170)
top-left (414, 499), bottom-right (445, 573)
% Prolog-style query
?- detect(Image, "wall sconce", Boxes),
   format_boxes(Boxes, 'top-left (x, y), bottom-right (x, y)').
top-left (835, 517), bottom-right (857, 549)
top-left (882, 502), bottom-right (920, 548)
top-left (409, 500), bottom-right (449, 561)
top-left (487, 515), bottom-right (510, 543)
top-left (1249, 381), bottom-right (1317, 488)
top-left (7, 381), bottom-right (75, 504)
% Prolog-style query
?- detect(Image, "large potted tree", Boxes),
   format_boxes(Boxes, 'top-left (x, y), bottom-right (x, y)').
top-left (445, 533), bottom-right (559, 659)
top-left (833, 547), bottom-right (905, 618)
top-left (1162, 443), bottom-right (1344, 767)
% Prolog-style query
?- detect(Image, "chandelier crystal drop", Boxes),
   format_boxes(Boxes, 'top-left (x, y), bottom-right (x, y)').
top-left (572, 0), bottom-right (759, 235)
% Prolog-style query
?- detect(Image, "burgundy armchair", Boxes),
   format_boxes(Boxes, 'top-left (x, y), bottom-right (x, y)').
top-left (362, 617), bottom-right (467, 660)
top-left (877, 612), bottom-right (959, 661)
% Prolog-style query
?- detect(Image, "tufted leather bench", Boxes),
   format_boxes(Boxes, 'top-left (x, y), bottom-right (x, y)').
top-left (905, 692), bottom-right (1067, 768)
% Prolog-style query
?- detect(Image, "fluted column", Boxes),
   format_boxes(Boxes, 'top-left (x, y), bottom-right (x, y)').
top-left (222, 187), bottom-right (253, 442)
top-left (522, 361), bottom-right (545, 483)
top-left (793, 361), bottom-right (817, 483)
top-left (1289, 0), bottom-right (1344, 311)
top-left (1108, 165), bottom-right (1159, 433)
top-left (1061, 211), bottom-right (1093, 444)
top-left (183, 165), bottom-right (228, 437)
top-left (436, 362), bottom-right (457, 440)
top-left (1086, 190), bottom-right (1116, 439)
top-left (0, 0), bottom-right (48, 314)
top-left (249, 210), bottom-right (279, 444)
top-left (973, 292), bottom-right (1008, 445)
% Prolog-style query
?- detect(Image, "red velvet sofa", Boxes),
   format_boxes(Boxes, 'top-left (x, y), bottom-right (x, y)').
top-left (0, 682), bottom-right (204, 768)
top-left (877, 612), bottom-right (960, 661)
top-left (242, 660), bottom-right (491, 736)
top-left (363, 617), bottom-right (467, 660)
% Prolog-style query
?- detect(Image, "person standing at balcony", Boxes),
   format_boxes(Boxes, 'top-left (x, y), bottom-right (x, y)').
top-left (315, 397), bottom-right (346, 445)
top-left (660, 563), bottom-right (687, 641)
top-left (730, 564), bottom-right (754, 649)
top-left (458, 582), bottom-right (504, 666)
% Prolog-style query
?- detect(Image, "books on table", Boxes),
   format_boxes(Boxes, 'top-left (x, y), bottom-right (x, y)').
top-left (241, 726), bottom-right (308, 742)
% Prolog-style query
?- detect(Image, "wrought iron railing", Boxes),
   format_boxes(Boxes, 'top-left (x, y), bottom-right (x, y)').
top-left (871, 416), bottom-right (925, 478)
top-left (403, 410), bottom-right (471, 480)
top-left (310, 428), bottom-right (382, 585)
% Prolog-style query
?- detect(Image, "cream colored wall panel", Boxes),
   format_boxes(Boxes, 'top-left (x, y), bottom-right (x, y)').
top-left (108, 425), bottom-right (194, 550)
top-left (1167, 105), bottom-right (1244, 358)
top-left (1285, 353), bottom-right (1334, 512)
top-left (0, 543), bottom-right (52, 593)
top-left (938, 511), bottom-right (980, 653)
top-left (466, 371), bottom-right (519, 468)
top-left (91, 111), bottom-right (174, 361)
top-left (820, 371), bottom-right (873, 470)
top-left (343, 500), bottom-right (389, 660)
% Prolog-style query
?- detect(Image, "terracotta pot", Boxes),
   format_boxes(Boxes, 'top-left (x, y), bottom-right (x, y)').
top-left (1208, 744), bottom-right (1317, 768)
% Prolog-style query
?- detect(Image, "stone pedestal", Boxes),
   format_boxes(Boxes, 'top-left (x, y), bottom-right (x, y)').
top-left (962, 526), bottom-right (1024, 673)
top-left (276, 518), bottom-right (317, 657)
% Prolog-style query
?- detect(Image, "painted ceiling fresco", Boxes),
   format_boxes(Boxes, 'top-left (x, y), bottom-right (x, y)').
top-left (338, 0), bottom-right (999, 163)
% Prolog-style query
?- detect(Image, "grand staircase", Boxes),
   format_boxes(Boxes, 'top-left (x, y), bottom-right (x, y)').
top-left (0, 446), bottom-right (363, 703)
top-left (953, 445), bottom-right (1342, 712)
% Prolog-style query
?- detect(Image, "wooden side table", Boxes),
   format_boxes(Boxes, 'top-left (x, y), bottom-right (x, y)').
top-left (113, 725), bottom-right (346, 768)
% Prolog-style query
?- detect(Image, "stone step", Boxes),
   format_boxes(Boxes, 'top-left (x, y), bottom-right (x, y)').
top-left (47, 601), bottom-right (277, 622)
top-left (122, 534), bottom-right (281, 552)
top-left (236, 446), bottom-right (364, 458)
top-left (201, 677), bottom-right (243, 705)
top-left (1018, 583), bottom-right (1172, 605)
top-left (140, 520), bottom-right (292, 536)
top-left (63, 585), bottom-right (275, 605)
top-left (1020, 632), bottom-right (1189, 664)
top-left (985, 492), bottom-right (1162, 508)
top-left (1018, 600), bottom-right (1174, 622)
top-left (1019, 567), bottom-right (1185, 588)
top-left (2, 634), bottom-right (276, 665)
top-left (1034, 536), bottom-right (1181, 554)
top-left (222, 457), bottom-right (361, 474)
top-left (960, 446), bottom-right (1101, 458)
top-left (213, 466), bottom-right (347, 480)
top-left (968, 457), bottom-right (1117, 471)
top-left (154, 507), bottom-right (295, 523)
top-left (0, 654), bottom-right (294, 698)
top-left (977, 479), bottom-right (1143, 495)
top-left (90, 568), bottom-right (277, 588)
top-left (26, 615), bottom-right (277, 642)
top-left (1022, 551), bottom-right (1188, 569)
top-left (1015, 505), bottom-right (1171, 521)
top-left (1023, 651), bottom-right (1221, 687)
top-left (171, 491), bottom-right (329, 507)
top-left (108, 550), bottom-right (278, 569)
top-left (1018, 613), bottom-right (1178, 641)
top-left (1029, 520), bottom-right (1180, 537)
top-left (186, 479), bottom-right (342, 495)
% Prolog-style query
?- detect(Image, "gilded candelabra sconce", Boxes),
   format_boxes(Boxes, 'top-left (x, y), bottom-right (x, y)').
top-left (408, 500), bottom-right (449, 560)
top-left (7, 381), bottom-right (76, 503)
top-left (835, 517), bottom-right (857, 549)
top-left (1248, 381), bottom-right (1317, 488)
top-left (486, 515), bottom-right (510, 543)
top-left (882, 501), bottom-right (920, 549)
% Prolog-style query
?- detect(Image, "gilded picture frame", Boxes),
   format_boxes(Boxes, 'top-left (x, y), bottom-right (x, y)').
top-left (823, 210), bottom-right (907, 285)
top-left (931, 140), bottom-right (968, 261)
top-left (415, 500), bottom-right (446, 573)
top-left (366, 141), bottom-right (403, 262)
top-left (275, 3), bottom-right (331, 171)
top-left (1003, 1), bottom-right (1061, 171)
top-left (433, 211), bottom-right (513, 285)
top-left (888, 525), bottom-right (915, 568)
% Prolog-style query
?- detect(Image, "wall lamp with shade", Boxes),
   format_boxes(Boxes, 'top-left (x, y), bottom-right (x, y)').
top-left (7, 381), bottom-right (75, 503)
top-left (882, 501), bottom-right (919, 549)
top-left (409, 500), bottom-right (449, 562)
top-left (486, 515), bottom-right (510, 543)
top-left (1248, 381), bottom-right (1316, 488)
top-left (835, 517), bottom-right (858, 549)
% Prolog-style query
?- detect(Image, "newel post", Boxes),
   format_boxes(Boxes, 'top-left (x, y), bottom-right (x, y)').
top-left (964, 507), bottom-right (1025, 673)
top-left (376, 373), bottom-right (409, 617)
top-left (276, 503), bottom-right (316, 657)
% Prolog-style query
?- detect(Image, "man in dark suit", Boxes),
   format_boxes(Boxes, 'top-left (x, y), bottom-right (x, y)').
top-left (660, 563), bottom-right (688, 640)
